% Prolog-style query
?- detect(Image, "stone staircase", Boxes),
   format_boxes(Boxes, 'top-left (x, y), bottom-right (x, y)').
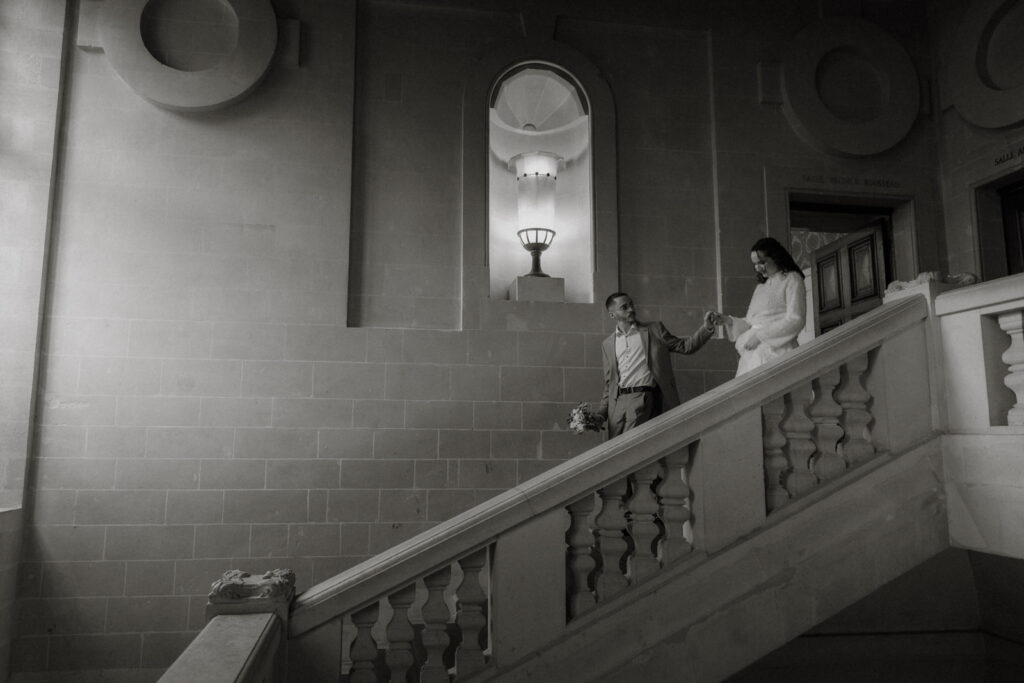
top-left (160, 274), bottom-right (1024, 682)
top-left (286, 294), bottom-right (937, 682)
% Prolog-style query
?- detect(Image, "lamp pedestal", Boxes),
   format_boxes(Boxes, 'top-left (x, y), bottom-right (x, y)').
top-left (511, 229), bottom-right (560, 300)
top-left (510, 275), bottom-right (565, 302)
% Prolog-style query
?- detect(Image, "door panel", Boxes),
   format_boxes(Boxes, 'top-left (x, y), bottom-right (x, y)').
top-left (816, 252), bottom-right (842, 313)
top-left (849, 234), bottom-right (881, 302)
top-left (811, 223), bottom-right (889, 335)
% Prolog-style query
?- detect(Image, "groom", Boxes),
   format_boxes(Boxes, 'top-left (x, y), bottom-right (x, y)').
top-left (595, 292), bottom-right (721, 438)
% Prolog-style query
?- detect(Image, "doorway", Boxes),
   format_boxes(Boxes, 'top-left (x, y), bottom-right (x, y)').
top-left (788, 200), bottom-right (894, 336)
top-left (976, 169), bottom-right (1024, 280)
top-left (1001, 180), bottom-right (1024, 276)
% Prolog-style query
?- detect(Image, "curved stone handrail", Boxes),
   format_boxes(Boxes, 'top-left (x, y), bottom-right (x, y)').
top-left (289, 294), bottom-right (930, 637)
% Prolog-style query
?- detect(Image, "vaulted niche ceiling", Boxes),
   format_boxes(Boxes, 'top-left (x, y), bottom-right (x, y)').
top-left (492, 67), bottom-right (586, 131)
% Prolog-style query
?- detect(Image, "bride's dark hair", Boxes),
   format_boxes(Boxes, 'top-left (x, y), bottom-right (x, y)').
top-left (751, 237), bottom-right (803, 283)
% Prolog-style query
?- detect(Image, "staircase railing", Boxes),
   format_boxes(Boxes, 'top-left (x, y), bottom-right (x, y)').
top-left (276, 293), bottom-right (933, 682)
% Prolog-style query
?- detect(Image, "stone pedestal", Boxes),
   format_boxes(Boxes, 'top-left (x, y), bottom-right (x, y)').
top-left (882, 279), bottom-right (956, 311)
top-left (510, 275), bottom-right (565, 302)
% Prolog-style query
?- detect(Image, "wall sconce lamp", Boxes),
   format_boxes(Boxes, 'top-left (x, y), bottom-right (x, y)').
top-left (510, 151), bottom-right (563, 277)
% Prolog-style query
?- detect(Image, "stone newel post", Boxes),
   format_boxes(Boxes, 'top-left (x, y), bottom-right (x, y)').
top-left (207, 568), bottom-right (297, 623)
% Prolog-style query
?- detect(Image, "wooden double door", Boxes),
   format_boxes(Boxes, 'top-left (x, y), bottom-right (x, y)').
top-left (811, 220), bottom-right (891, 335)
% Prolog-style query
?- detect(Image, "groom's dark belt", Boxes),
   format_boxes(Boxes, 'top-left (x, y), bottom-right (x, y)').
top-left (618, 385), bottom-right (655, 394)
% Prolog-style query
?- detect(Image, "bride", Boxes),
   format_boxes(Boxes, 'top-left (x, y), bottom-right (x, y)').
top-left (722, 237), bottom-right (807, 376)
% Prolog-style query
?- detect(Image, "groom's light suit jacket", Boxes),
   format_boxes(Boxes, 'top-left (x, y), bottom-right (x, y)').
top-left (597, 320), bottom-right (713, 426)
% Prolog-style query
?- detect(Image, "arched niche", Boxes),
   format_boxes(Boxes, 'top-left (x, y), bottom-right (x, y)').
top-left (489, 63), bottom-right (592, 302)
top-left (461, 41), bottom-right (618, 326)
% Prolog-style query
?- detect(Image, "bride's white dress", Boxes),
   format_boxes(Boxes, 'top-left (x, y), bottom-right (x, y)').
top-left (727, 271), bottom-right (806, 376)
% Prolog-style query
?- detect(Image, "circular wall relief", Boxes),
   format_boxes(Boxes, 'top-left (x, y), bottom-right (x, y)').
top-left (101, 0), bottom-right (276, 112)
top-left (141, 0), bottom-right (240, 72)
top-left (949, 0), bottom-right (1024, 129)
top-left (781, 16), bottom-right (920, 157)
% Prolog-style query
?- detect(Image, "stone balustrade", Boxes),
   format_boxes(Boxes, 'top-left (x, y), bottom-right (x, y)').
top-left (762, 352), bottom-right (879, 513)
top-left (935, 273), bottom-right (1024, 430)
top-left (305, 442), bottom-right (701, 679)
top-left (935, 273), bottom-right (1024, 562)
top-left (565, 443), bottom-right (695, 618)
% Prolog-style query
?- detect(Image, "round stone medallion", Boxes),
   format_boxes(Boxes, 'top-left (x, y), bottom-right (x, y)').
top-left (949, 0), bottom-right (1024, 129)
top-left (101, 0), bottom-right (276, 111)
top-left (781, 16), bottom-right (920, 157)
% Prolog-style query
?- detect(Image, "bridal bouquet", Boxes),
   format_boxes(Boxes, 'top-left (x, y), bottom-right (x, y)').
top-left (567, 402), bottom-right (602, 434)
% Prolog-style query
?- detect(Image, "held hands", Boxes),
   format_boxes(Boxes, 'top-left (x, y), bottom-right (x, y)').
top-left (704, 310), bottom-right (727, 330)
top-left (702, 309), bottom-right (760, 349)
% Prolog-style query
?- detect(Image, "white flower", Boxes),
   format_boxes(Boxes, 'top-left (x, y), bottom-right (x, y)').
top-left (567, 402), bottom-right (601, 434)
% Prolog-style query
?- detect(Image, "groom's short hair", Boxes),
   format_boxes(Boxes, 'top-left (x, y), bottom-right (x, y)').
top-left (605, 292), bottom-right (629, 309)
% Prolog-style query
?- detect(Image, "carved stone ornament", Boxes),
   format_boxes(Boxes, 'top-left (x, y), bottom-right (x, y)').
top-left (884, 271), bottom-right (978, 293)
top-left (209, 568), bottom-right (296, 602)
top-left (206, 569), bottom-right (296, 622)
top-left (780, 16), bottom-right (920, 157)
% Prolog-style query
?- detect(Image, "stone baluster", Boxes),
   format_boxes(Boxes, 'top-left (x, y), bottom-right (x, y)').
top-left (998, 310), bottom-right (1024, 425)
top-left (626, 463), bottom-right (663, 582)
top-left (836, 353), bottom-right (875, 466)
top-left (762, 396), bottom-right (790, 512)
top-left (810, 367), bottom-right (846, 481)
top-left (349, 602), bottom-right (380, 683)
top-left (420, 566), bottom-right (452, 683)
top-left (593, 478), bottom-right (630, 601)
top-left (656, 446), bottom-right (693, 564)
top-left (385, 583), bottom-right (417, 682)
top-left (781, 382), bottom-right (818, 499)
top-left (456, 549), bottom-right (488, 676)
top-left (566, 493), bottom-right (597, 618)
